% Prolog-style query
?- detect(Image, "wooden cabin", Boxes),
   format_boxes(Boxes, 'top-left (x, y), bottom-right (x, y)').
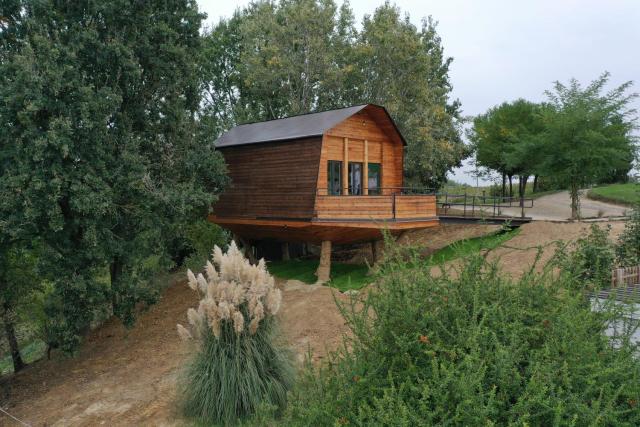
top-left (209, 104), bottom-right (438, 280)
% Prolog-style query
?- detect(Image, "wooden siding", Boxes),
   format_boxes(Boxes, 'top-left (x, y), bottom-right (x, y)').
top-left (318, 109), bottom-right (403, 195)
top-left (314, 195), bottom-right (436, 221)
top-left (215, 137), bottom-right (322, 219)
top-left (394, 195), bottom-right (437, 219)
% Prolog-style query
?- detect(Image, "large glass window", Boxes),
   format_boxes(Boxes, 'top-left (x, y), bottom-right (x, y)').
top-left (368, 163), bottom-right (381, 195)
top-left (327, 160), bottom-right (342, 195)
top-left (348, 162), bottom-right (363, 195)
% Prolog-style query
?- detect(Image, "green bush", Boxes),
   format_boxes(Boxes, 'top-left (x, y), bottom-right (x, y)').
top-left (183, 220), bottom-right (230, 271)
top-left (617, 204), bottom-right (640, 266)
top-left (554, 224), bottom-right (616, 290)
top-left (281, 248), bottom-right (640, 425)
top-left (178, 242), bottom-right (293, 425)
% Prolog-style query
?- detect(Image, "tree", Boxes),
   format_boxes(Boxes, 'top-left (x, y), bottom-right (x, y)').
top-left (203, 0), bottom-right (468, 189)
top-left (540, 73), bottom-right (637, 219)
top-left (469, 99), bottom-right (546, 198)
top-left (0, 240), bottom-right (41, 373)
top-left (353, 5), bottom-right (468, 188)
top-left (0, 0), bottom-right (228, 352)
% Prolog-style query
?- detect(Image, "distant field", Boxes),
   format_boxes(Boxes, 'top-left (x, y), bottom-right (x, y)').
top-left (588, 183), bottom-right (640, 206)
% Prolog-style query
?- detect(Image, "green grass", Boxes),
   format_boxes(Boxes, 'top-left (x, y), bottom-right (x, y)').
top-left (268, 259), bottom-right (370, 292)
top-left (268, 228), bottom-right (520, 292)
top-left (588, 183), bottom-right (640, 206)
top-left (426, 227), bottom-right (520, 264)
top-left (0, 339), bottom-right (46, 375)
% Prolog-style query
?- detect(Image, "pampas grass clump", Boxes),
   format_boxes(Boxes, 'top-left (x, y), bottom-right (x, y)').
top-left (177, 241), bottom-right (293, 424)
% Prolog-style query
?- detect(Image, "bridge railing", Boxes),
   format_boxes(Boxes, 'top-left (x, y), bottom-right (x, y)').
top-left (436, 193), bottom-right (534, 218)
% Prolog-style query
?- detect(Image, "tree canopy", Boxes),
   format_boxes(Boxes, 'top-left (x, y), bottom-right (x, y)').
top-left (0, 0), bottom-right (228, 354)
top-left (202, 0), bottom-right (469, 189)
top-left (470, 99), bottom-right (546, 197)
top-left (470, 74), bottom-right (637, 217)
top-left (540, 73), bottom-right (637, 218)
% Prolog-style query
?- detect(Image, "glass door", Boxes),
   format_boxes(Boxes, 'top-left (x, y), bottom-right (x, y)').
top-left (327, 161), bottom-right (342, 195)
top-left (368, 163), bottom-right (381, 195)
top-left (348, 162), bottom-right (363, 195)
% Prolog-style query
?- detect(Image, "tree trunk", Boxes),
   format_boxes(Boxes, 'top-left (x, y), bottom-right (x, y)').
top-left (501, 173), bottom-right (506, 198)
top-left (519, 175), bottom-right (529, 207)
top-left (533, 175), bottom-right (539, 193)
top-left (570, 181), bottom-right (580, 220)
top-left (2, 302), bottom-right (24, 373)
top-left (508, 175), bottom-right (513, 198)
top-left (110, 257), bottom-right (123, 313)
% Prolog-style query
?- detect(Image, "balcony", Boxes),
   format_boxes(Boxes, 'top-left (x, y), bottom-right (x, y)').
top-left (314, 188), bottom-right (437, 223)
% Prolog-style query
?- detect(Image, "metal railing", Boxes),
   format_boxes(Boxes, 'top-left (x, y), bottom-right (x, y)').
top-left (436, 192), bottom-right (534, 219)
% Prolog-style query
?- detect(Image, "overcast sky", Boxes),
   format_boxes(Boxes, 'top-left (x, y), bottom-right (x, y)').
top-left (199, 0), bottom-right (640, 185)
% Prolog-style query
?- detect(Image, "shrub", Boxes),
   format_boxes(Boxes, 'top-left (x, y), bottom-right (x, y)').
top-left (177, 242), bottom-right (293, 425)
top-left (282, 248), bottom-right (640, 425)
top-left (617, 203), bottom-right (640, 267)
top-left (555, 224), bottom-right (616, 290)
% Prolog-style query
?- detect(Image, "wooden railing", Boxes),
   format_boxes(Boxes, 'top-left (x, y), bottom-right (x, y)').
top-left (611, 266), bottom-right (640, 287)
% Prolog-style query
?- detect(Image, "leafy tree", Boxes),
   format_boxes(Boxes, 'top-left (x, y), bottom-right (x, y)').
top-left (353, 5), bottom-right (467, 188)
top-left (470, 99), bottom-right (546, 198)
top-left (0, 0), bottom-right (228, 352)
top-left (0, 240), bottom-right (41, 372)
top-left (617, 203), bottom-right (640, 266)
top-left (540, 73), bottom-right (637, 219)
top-left (203, 0), bottom-right (468, 189)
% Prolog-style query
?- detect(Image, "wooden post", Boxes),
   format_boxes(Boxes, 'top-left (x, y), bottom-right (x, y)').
top-left (281, 242), bottom-right (290, 261)
top-left (316, 240), bottom-right (332, 283)
top-left (342, 137), bottom-right (349, 195)
top-left (363, 139), bottom-right (369, 195)
top-left (371, 239), bottom-right (385, 264)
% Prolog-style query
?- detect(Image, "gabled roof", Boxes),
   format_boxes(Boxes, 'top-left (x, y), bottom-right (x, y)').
top-left (214, 104), bottom-right (406, 148)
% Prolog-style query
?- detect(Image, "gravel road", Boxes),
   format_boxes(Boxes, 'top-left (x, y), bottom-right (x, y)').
top-left (501, 190), bottom-right (629, 221)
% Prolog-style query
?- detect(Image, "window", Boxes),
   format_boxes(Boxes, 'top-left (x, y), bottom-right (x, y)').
top-left (368, 163), bottom-right (381, 195)
top-left (327, 161), bottom-right (342, 195)
top-left (348, 162), bottom-right (363, 195)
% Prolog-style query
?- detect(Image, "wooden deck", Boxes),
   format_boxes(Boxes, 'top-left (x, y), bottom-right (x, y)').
top-left (210, 193), bottom-right (438, 244)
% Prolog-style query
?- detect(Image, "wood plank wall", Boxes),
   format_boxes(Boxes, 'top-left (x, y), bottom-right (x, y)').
top-left (318, 109), bottom-right (403, 196)
top-left (215, 137), bottom-right (323, 219)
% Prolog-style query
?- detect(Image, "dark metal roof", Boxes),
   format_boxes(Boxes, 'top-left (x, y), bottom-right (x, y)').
top-left (214, 104), bottom-right (404, 148)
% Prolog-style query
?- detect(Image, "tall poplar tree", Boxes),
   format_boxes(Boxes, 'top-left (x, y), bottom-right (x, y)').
top-left (0, 0), bottom-right (227, 351)
top-left (203, 0), bottom-right (468, 189)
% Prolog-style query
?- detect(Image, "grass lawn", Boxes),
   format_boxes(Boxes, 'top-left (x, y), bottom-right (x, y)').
top-left (0, 340), bottom-right (46, 375)
top-left (426, 227), bottom-right (520, 264)
top-left (269, 227), bottom-right (521, 292)
top-left (588, 183), bottom-right (640, 206)
top-left (268, 259), bottom-right (371, 292)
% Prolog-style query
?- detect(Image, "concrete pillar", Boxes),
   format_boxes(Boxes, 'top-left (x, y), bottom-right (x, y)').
top-left (315, 240), bottom-right (332, 283)
top-left (281, 242), bottom-right (290, 261)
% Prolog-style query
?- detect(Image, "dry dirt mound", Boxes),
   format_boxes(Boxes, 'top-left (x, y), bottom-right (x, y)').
top-left (2, 279), bottom-right (348, 426)
top-left (1, 220), bottom-right (626, 426)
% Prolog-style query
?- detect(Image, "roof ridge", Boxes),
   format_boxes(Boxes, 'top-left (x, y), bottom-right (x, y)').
top-left (231, 104), bottom-right (370, 128)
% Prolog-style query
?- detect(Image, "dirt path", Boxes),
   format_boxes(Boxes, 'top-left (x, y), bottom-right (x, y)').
top-left (501, 190), bottom-right (629, 221)
top-left (0, 221), bottom-right (627, 426)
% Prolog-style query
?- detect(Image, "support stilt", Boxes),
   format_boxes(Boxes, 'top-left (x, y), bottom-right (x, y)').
top-left (316, 240), bottom-right (332, 283)
top-left (371, 239), bottom-right (385, 264)
top-left (234, 234), bottom-right (257, 264)
top-left (281, 242), bottom-right (290, 261)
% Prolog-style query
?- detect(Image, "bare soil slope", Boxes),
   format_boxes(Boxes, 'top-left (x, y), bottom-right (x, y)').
top-left (1, 221), bottom-right (625, 426)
